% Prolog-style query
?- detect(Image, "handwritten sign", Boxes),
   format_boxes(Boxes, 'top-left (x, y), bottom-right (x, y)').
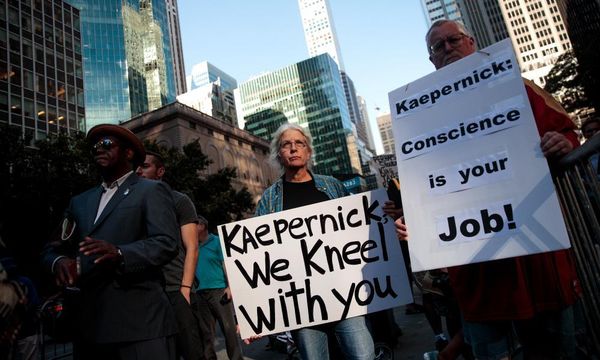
top-left (219, 189), bottom-right (412, 338)
top-left (372, 154), bottom-right (398, 189)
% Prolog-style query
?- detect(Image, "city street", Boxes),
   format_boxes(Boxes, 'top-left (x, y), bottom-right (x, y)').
top-left (43, 300), bottom-right (436, 360)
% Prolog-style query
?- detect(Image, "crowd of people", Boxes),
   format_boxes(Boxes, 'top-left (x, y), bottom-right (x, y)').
top-left (1, 19), bottom-right (597, 360)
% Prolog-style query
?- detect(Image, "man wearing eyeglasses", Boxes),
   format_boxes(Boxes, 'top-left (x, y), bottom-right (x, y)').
top-left (43, 124), bottom-right (180, 359)
top-left (423, 20), bottom-right (581, 360)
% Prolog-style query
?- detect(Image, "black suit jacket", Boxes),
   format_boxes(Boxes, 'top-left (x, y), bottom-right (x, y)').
top-left (43, 174), bottom-right (179, 343)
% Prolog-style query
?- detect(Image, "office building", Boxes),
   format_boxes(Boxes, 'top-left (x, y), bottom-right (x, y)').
top-left (122, 101), bottom-right (275, 203)
top-left (498, 0), bottom-right (572, 86)
top-left (298, 0), bottom-right (364, 129)
top-left (177, 79), bottom-right (237, 126)
top-left (239, 54), bottom-right (362, 179)
top-left (422, 0), bottom-right (572, 86)
top-left (182, 61), bottom-right (238, 125)
top-left (357, 95), bottom-right (376, 152)
top-left (558, 0), bottom-right (600, 112)
top-left (298, 0), bottom-right (344, 71)
top-left (0, 0), bottom-right (85, 139)
top-left (421, 0), bottom-right (464, 25)
top-left (165, 0), bottom-right (186, 95)
top-left (377, 113), bottom-right (395, 155)
top-left (187, 61), bottom-right (237, 92)
top-left (421, 0), bottom-right (508, 49)
top-left (297, 0), bottom-right (370, 181)
top-left (341, 71), bottom-right (369, 145)
top-left (456, 0), bottom-right (508, 48)
top-left (69, 0), bottom-right (176, 130)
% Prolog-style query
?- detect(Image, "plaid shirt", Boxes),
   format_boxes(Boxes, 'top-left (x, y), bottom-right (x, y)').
top-left (255, 172), bottom-right (349, 216)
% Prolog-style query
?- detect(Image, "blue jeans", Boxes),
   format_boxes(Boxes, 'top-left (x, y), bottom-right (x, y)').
top-left (463, 306), bottom-right (577, 360)
top-left (293, 316), bottom-right (374, 360)
top-left (462, 320), bottom-right (514, 360)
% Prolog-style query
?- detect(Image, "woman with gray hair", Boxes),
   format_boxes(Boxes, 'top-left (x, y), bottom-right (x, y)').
top-left (254, 123), bottom-right (375, 360)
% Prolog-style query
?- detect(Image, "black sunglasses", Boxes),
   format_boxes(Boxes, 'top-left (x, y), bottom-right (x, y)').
top-left (92, 138), bottom-right (115, 152)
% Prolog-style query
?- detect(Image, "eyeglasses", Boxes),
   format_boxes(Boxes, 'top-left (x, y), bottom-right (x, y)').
top-left (280, 140), bottom-right (307, 150)
top-left (92, 138), bottom-right (115, 152)
top-left (428, 33), bottom-right (469, 55)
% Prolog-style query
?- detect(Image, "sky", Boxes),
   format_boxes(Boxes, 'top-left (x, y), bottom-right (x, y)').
top-left (178, 1), bottom-right (436, 154)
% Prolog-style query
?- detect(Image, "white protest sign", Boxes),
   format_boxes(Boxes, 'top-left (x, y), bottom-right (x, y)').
top-left (388, 39), bottom-right (571, 271)
top-left (218, 189), bottom-right (412, 338)
top-left (371, 154), bottom-right (399, 189)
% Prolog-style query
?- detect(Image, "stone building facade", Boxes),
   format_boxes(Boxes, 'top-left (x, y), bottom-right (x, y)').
top-left (121, 101), bottom-right (277, 203)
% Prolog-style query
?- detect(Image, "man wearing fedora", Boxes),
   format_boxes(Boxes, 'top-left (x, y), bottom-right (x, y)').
top-left (43, 124), bottom-right (180, 359)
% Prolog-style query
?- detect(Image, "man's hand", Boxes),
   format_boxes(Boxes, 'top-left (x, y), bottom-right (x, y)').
top-left (180, 286), bottom-right (191, 304)
top-left (55, 257), bottom-right (78, 286)
top-left (541, 131), bottom-right (573, 158)
top-left (382, 200), bottom-right (403, 220)
top-left (224, 287), bottom-right (232, 301)
top-left (395, 217), bottom-right (408, 241)
top-left (243, 334), bottom-right (262, 345)
top-left (79, 237), bottom-right (122, 266)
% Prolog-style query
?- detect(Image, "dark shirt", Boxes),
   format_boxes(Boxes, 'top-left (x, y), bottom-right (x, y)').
top-left (163, 190), bottom-right (198, 292)
top-left (282, 179), bottom-right (330, 210)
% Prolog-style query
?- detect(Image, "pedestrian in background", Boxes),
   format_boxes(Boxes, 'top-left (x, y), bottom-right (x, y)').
top-left (137, 150), bottom-right (202, 359)
top-left (194, 216), bottom-right (243, 360)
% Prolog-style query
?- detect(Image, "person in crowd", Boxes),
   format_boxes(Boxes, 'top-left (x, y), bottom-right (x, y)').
top-left (253, 122), bottom-right (375, 360)
top-left (0, 256), bottom-right (26, 360)
top-left (382, 183), bottom-right (423, 317)
top-left (194, 216), bottom-right (243, 360)
top-left (581, 116), bottom-right (600, 177)
top-left (581, 116), bottom-right (599, 141)
top-left (0, 246), bottom-right (41, 360)
top-left (389, 199), bottom-right (470, 359)
top-left (136, 151), bottom-right (202, 359)
top-left (408, 19), bottom-right (582, 359)
top-left (42, 124), bottom-right (180, 359)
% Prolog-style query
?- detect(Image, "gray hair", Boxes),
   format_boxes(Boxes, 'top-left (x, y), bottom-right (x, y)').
top-left (268, 123), bottom-right (314, 173)
top-left (425, 19), bottom-right (474, 51)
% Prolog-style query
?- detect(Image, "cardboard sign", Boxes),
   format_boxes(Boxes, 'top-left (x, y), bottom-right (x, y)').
top-left (218, 189), bottom-right (412, 338)
top-left (372, 154), bottom-right (399, 189)
top-left (388, 39), bottom-right (571, 271)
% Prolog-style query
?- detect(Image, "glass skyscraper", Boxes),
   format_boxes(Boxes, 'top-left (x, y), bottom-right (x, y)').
top-left (298, 0), bottom-right (344, 71)
top-left (187, 61), bottom-right (237, 93)
top-left (181, 61), bottom-right (238, 125)
top-left (239, 54), bottom-right (362, 177)
top-left (0, 0), bottom-right (85, 140)
top-left (297, 0), bottom-right (373, 166)
top-left (68, 0), bottom-right (176, 130)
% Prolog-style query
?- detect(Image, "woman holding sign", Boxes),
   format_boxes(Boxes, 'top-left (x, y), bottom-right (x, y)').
top-left (254, 123), bottom-right (375, 360)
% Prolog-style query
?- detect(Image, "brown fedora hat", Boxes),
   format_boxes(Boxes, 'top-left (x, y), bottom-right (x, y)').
top-left (87, 124), bottom-right (145, 166)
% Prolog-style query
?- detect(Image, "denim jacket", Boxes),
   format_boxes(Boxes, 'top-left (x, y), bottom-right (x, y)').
top-left (255, 172), bottom-right (349, 216)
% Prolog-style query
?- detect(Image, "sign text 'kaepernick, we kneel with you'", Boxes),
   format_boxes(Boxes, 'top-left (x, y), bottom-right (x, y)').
top-left (218, 189), bottom-right (412, 338)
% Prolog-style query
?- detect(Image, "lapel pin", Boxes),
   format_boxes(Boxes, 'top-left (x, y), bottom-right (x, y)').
top-left (124, 188), bottom-right (130, 196)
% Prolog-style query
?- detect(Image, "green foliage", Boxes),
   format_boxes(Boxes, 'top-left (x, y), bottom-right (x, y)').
top-left (144, 139), bottom-right (210, 195)
top-left (194, 168), bottom-right (255, 232)
top-left (143, 140), bottom-right (254, 231)
top-left (544, 50), bottom-right (594, 114)
top-left (0, 124), bottom-right (97, 283)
